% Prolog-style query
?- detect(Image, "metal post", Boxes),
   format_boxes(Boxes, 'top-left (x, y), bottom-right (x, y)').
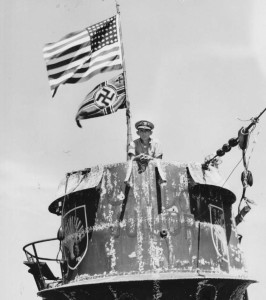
top-left (115, 0), bottom-right (133, 160)
top-left (32, 244), bottom-right (45, 290)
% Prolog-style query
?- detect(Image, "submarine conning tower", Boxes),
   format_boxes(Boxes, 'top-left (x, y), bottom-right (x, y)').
top-left (38, 161), bottom-right (254, 300)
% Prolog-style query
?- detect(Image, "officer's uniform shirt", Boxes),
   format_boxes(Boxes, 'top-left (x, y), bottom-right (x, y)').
top-left (128, 138), bottom-right (162, 158)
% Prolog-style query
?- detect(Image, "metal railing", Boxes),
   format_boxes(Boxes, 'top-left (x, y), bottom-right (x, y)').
top-left (23, 238), bottom-right (65, 290)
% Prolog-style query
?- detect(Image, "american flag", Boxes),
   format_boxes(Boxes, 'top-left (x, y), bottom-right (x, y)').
top-left (43, 15), bottom-right (123, 96)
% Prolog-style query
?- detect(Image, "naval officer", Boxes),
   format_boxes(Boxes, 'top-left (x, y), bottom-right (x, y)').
top-left (128, 120), bottom-right (162, 172)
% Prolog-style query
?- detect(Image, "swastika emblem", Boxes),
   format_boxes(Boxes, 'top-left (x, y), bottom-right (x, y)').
top-left (94, 86), bottom-right (116, 109)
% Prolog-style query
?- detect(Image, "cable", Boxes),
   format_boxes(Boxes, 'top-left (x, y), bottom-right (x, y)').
top-left (237, 117), bottom-right (253, 122)
top-left (221, 157), bottom-right (243, 188)
top-left (56, 240), bottom-right (62, 263)
top-left (247, 129), bottom-right (260, 169)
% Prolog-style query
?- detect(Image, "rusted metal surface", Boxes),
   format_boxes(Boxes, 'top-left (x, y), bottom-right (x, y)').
top-left (49, 162), bottom-right (235, 213)
top-left (37, 161), bottom-right (253, 299)
top-left (39, 277), bottom-right (254, 300)
top-left (60, 162), bottom-right (244, 280)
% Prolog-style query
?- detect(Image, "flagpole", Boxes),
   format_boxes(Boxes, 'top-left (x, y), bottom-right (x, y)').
top-left (115, 0), bottom-right (132, 161)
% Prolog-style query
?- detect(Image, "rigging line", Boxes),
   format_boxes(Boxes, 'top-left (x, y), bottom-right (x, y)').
top-left (247, 128), bottom-right (260, 169)
top-left (256, 107), bottom-right (266, 120)
top-left (61, 173), bottom-right (70, 220)
top-left (57, 173), bottom-right (70, 264)
top-left (237, 117), bottom-right (253, 122)
top-left (238, 188), bottom-right (247, 215)
top-left (56, 240), bottom-right (62, 263)
top-left (221, 157), bottom-right (243, 188)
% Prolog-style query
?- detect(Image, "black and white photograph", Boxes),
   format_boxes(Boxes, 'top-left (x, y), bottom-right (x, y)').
top-left (1, 0), bottom-right (266, 299)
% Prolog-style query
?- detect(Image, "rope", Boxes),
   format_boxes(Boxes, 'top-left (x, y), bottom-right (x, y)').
top-left (237, 117), bottom-right (253, 122)
top-left (247, 129), bottom-right (260, 168)
top-left (221, 157), bottom-right (243, 188)
top-left (56, 240), bottom-right (62, 263)
top-left (56, 173), bottom-right (69, 265)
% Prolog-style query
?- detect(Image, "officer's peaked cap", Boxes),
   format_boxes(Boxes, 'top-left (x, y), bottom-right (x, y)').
top-left (135, 120), bottom-right (154, 130)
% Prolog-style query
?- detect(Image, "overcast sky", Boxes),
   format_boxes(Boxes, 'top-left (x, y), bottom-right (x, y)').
top-left (1, 0), bottom-right (266, 299)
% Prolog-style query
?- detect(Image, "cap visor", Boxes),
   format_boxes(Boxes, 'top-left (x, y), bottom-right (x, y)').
top-left (138, 126), bottom-right (151, 130)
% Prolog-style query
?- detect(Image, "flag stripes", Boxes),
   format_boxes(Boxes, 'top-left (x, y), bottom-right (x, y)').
top-left (46, 49), bottom-right (89, 72)
top-left (43, 30), bottom-right (90, 59)
top-left (66, 65), bottom-right (123, 86)
top-left (43, 15), bottom-right (123, 95)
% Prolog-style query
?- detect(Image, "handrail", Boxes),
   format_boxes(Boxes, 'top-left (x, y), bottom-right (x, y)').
top-left (23, 237), bottom-right (64, 262)
top-left (23, 237), bottom-right (65, 291)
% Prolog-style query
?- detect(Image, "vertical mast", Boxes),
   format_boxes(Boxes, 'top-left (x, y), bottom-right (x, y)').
top-left (116, 0), bottom-right (132, 160)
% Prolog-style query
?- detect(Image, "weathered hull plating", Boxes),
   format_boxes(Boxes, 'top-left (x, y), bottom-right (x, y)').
top-left (39, 275), bottom-right (253, 300)
top-left (28, 161), bottom-right (255, 300)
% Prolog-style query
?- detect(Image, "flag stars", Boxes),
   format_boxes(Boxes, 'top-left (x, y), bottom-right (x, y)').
top-left (45, 15), bottom-right (121, 93)
top-left (88, 17), bottom-right (118, 52)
